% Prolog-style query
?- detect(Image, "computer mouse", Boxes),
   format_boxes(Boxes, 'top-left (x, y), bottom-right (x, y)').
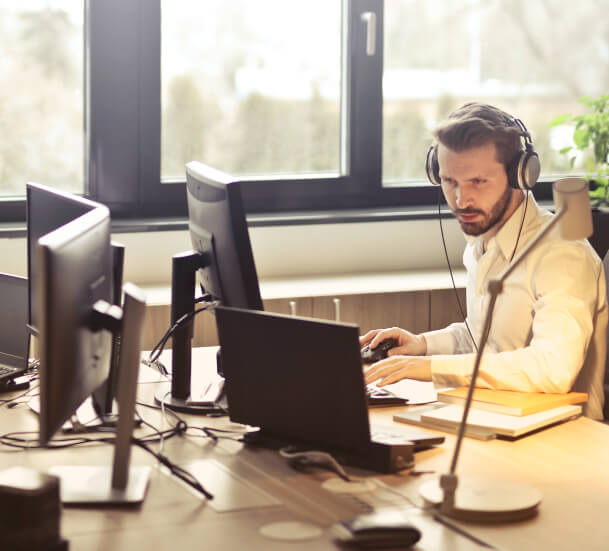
top-left (332, 510), bottom-right (422, 548)
top-left (361, 338), bottom-right (398, 364)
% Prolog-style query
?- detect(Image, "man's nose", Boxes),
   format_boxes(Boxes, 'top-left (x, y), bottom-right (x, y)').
top-left (456, 185), bottom-right (474, 209)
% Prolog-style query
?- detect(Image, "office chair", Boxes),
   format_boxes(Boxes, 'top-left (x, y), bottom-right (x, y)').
top-left (603, 251), bottom-right (609, 423)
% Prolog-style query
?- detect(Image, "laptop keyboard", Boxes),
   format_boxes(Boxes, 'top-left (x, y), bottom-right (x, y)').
top-left (0, 365), bottom-right (18, 378)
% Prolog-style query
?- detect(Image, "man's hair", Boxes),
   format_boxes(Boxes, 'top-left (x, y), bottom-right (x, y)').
top-left (433, 102), bottom-right (524, 166)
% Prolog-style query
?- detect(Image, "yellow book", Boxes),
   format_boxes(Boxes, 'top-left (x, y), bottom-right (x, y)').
top-left (436, 388), bottom-right (588, 417)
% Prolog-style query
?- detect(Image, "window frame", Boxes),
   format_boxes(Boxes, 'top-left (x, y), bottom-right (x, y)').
top-left (0, 0), bottom-right (555, 225)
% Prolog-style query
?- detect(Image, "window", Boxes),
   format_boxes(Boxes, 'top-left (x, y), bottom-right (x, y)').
top-left (161, 0), bottom-right (342, 180)
top-left (382, 0), bottom-right (609, 186)
top-left (0, 1), bottom-right (84, 198)
top-left (2, 0), bottom-right (609, 222)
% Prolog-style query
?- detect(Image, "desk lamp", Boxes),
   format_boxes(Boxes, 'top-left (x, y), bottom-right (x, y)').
top-left (419, 178), bottom-right (593, 522)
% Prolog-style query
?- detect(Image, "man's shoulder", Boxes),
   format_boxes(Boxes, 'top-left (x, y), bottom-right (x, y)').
top-left (534, 235), bottom-right (601, 272)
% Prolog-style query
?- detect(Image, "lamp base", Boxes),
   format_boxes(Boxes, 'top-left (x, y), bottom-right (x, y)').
top-left (419, 475), bottom-right (542, 523)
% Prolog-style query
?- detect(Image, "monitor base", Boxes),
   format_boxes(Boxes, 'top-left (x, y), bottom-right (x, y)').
top-left (154, 382), bottom-right (226, 415)
top-left (49, 465), bottom-right (150, 505)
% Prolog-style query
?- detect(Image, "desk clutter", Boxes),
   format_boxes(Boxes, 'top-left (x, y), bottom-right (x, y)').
top-left (0, 336), bottom-right (605, 549)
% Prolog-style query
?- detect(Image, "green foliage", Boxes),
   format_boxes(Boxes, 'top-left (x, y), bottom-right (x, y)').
top-left (549, 95), bottom-right (609, 206)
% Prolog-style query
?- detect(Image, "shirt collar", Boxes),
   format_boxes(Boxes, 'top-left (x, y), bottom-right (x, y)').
top-left (466, 192), bottom-right (539, 261)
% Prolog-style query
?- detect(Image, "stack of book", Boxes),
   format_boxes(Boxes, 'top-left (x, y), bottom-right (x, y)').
top-left (393, 389), bottom-right (587, 439)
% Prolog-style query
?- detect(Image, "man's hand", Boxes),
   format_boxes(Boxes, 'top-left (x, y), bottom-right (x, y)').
top-left (364, 355), bottom-right (432, 386)
top-left (359, 327), bottom-right (427, 357)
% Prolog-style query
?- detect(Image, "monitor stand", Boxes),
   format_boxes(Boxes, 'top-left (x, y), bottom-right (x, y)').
top-left (50, 285), bottom-right (150, 505)
top-left (90, 241), bottom-right (126, 427)
top-left (153, 251), bottom-right (223, 414)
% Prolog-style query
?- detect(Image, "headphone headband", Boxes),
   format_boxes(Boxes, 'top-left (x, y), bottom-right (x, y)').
top-left (426, 115), bottom-right (540, 190)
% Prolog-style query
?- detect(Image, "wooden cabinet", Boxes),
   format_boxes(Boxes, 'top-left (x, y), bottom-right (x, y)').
top-left (311, 291), bottom-right (429, 335)
top-left (429, 288), bottom-right (467, 331)
top-left (141, 286), bottom-right (466, 351)
top-left (262, 297), bottom-right (314, 318)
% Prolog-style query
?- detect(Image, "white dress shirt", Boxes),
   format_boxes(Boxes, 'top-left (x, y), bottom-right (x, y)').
top-left (423, 193), bottom-right (607, 419)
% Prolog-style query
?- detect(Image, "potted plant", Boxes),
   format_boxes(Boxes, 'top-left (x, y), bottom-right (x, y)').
top-left (549, 94), bottom-right (609, 258)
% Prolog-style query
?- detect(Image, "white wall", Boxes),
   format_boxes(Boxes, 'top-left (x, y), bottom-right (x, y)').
top-left (0, 217), bottom-right (466, 287)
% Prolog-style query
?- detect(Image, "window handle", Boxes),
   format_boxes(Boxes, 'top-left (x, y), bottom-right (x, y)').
top-left (360, 11), bottom-right (377, 56)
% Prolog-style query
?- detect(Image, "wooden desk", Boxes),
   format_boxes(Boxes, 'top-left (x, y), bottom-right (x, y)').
top-left (1, 348), bottom-right (608, 551)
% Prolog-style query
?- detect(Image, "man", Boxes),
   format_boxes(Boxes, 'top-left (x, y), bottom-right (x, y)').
top-left (362, 102), bottom-right (607, 419)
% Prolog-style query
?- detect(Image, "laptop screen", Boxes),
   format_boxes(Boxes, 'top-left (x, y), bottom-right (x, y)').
top-left (215, 306), bottom-right (371, 453)
top-left (0, 273), bottom-right (29, 369)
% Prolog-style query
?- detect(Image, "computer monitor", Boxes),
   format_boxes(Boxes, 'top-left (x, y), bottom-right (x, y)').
top-left (37, 206), bottom-right (149, 504)
top-left (26, 182), bottom-right (99, 333)
top-left (26, 182), bottom-right (124, 421)
top-left (158, 161), bottom-right (263, 413)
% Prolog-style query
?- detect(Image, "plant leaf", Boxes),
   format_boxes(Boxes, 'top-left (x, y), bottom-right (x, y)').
top-left (573, 127), bottom-right (590, 149)
top-left (549, 114), bottom-right (571, 127)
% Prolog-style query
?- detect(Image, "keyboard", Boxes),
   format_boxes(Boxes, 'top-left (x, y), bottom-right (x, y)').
top-left (365, 385), bottom-right (408, 407)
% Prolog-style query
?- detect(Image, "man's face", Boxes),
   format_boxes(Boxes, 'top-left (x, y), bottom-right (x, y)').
top-left (438, 141), bottom-right (515, 236)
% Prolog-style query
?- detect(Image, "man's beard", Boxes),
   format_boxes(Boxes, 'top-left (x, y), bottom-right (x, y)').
top-left (454, 185), bottom-right (513, 236)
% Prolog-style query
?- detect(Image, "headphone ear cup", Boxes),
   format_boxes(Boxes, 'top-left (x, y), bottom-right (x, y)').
top-left (506, 150), bottom-right (540, 190)
top-left (518, 150), bottom-right (540, 190)
top-left (426, 145), bottom-right (441, 186)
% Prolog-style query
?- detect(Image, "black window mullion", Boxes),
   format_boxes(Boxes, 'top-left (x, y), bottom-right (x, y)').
top-left (87, 0), bottom-right (140, 209)
top-left (347, 0), bottom-right (383, 194)
top-left (138, 0), bottom-right (186, 214)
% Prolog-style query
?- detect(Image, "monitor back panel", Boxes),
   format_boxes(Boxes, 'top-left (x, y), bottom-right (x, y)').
top-left (215, 306), bottom-right (371, 453)
top-left (0, 273), bottom-right (28, 370)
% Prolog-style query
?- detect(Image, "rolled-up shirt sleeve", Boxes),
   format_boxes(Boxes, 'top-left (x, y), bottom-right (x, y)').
top-left (422, 321), bottom-right (476, 355)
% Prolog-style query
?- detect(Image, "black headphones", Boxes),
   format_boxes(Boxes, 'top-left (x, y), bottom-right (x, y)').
top-left (425, 117), bottom-right (540, 191)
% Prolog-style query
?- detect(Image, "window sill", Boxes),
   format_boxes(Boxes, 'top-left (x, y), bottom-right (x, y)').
top-left (0, 204), bottom-right (457, 238)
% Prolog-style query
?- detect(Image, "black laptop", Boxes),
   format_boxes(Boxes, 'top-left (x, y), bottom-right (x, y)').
top-left (215, 306), bottom-right (444, 474)
top-left (0, 273), bottom-right (30, 387)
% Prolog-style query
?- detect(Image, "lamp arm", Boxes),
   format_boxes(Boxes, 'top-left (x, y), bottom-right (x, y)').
top-left (446, 205), bottom-right (566, 477)
top-left (448, 287), bottom-right (499, 475)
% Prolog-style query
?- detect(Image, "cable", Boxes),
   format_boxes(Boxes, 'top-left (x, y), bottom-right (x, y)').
top-left (508, 190), bottom-right (529, 263)
top-left (437, 187), bottom-right (529, 356)
top-left (0, 420), bottom-right (215, 500)
top-left (145, 297), bottom-right (219, 368)
top-left (437, 187), bottom-right (478, 352)
top-left (279, 446), bottom-right (351, 481)
top-left (131, 438), bottom-right (213, 500)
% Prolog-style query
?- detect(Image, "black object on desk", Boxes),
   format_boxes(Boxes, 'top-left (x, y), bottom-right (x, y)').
top-left (332, 509), bottom-right (422, 549)
top-left (215, 306), bottom-right (443, 474)
top-left (361, 338), bottom-right (398, 364)
top-left (0, 467), bottom-right (68, 551)
top-left (366, 385), bottom-right (409, 407)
